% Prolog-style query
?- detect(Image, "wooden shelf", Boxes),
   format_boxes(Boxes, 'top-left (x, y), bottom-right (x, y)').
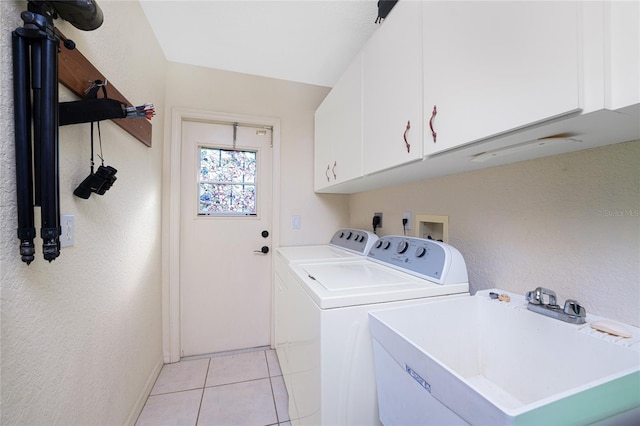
top-left (57, 29), bottom-right (152, 147)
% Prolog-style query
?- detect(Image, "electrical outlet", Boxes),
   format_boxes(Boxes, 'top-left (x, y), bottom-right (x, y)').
top-left (403, 211), bottom-right (412, 230)
top-left (292, 215), bottom-right (301, 229)
top-left (374, 212), bottom-right (383, 228)
top-left (60, 215), bottom-right (75, 247)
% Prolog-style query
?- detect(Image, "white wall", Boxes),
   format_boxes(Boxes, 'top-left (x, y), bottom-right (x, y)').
top-left (163, 61), bottom-right (349, 247)
top-left (349, 140), bottom-right (640, 326)
top-left (0, 1), bottom-right (166, 424)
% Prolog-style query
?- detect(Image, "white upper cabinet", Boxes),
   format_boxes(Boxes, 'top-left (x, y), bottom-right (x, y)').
top-left (313, 1), bottom-right (639, 194)
top-left (422, 1), bottom-right (582, 157)
top-left (362, 0), bottom-right (423, 174)
top-left (605, 0), bottom-right (639, 111)
top-left (314, 53), bottom-right (363, 191)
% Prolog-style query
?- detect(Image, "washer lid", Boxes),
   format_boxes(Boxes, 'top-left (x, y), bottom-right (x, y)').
top-left (302, 262), bottom-right (416, 290)
top-left (276, 245), bottom-right (361, 263)
top-left (292, 260), bottom-right (469, 309)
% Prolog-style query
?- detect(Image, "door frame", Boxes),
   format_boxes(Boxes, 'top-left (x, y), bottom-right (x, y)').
top-left (163, 107), bottom-right (281, 363)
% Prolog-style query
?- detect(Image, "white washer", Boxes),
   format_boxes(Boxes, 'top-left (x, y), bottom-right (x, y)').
top-left (275, 235), bottom-right (470, 426)
top-left (275, 228), bottom-right (378, 415)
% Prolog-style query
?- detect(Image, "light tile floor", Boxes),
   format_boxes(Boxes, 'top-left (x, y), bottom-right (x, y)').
top-left (136, 349), bottom-right (290, 426)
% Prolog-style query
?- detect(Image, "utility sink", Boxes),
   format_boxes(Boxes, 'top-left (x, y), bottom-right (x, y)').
top-left (369, 290), bottom-right (640, 425)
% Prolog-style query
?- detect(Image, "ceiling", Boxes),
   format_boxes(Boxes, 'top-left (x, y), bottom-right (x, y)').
top-left (139, 0), bottom-right (381, 88)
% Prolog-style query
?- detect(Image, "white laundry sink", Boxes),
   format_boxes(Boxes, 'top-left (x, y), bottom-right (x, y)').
top-left (369, 290), bottom-right (640, 425)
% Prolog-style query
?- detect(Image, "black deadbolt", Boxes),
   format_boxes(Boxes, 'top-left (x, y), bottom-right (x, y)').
top-left (261, 230), bottom-right (269, 238)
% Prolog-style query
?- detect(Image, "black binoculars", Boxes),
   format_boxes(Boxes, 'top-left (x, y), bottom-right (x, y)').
top-left (73, 165), bottom-right (117, 199)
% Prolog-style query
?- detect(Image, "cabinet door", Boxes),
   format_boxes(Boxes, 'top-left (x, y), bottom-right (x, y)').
top-left (606, 0), bottom-right (639, 111)
top-left (423, 1), bottom-right (581, 156)
top-left (314, 98), bottom-right (336, 191)
top-left (314, 54), bottom-right (363, 191)
top-left (363, 0), bottom-right (423, 175)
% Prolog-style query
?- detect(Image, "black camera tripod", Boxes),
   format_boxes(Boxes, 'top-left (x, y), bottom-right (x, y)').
top-left (12, 1), bottom-right (102, 264)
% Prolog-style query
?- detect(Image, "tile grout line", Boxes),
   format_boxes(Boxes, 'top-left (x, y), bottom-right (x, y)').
top-left (269, 376), bottom-right (280, 425)
top-left (146, 387), bottom-right (206, 397)
top-left (202, 350), bottom-right (272, 389)
top-left (195, 357), bottom-right (211, 426)
top-left (265, 350), bottom-right (281, 424)
top-left (264, 350), bottom-right (272, 377)
top-left (181, 345), bottom-right (271, 361)
top-left (139, 350), bottom-right (285, 425)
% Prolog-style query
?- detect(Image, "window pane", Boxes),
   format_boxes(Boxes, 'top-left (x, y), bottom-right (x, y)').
top-left (199, 184), bottom-right (256, 214)
top-left (198, 147), bottom-right (257, 216)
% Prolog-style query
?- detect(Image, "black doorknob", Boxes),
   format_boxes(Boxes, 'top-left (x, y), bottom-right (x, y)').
top-left (254, 246), bottom-right (269, 254)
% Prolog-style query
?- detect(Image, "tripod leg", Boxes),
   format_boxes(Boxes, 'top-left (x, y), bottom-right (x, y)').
top-left (39, 33), bottom-right (60, 262)
top-left (31, 38), bottom-right (42, 206)
top-left (12, 31), bottom-right (36, 265)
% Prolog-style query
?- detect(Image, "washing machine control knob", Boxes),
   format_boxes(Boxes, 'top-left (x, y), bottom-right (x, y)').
top-left (396, 240), bottom-right (409, 254)
top-left (375, 239), bottom-right (392, 250)
top-left (346, 231), bottom-right (353, 240)
top-left (415, 246), bottom-right (426, 258)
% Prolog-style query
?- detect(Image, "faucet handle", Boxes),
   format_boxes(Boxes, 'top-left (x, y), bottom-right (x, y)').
top-left (525, 289), bottom-right (542, 304)
top-left (526, 287), bottom-right (557, 306)
top-left (563, 299), bottom-right (586, 318)
top-left (543, 288), bottom-right (558, 306)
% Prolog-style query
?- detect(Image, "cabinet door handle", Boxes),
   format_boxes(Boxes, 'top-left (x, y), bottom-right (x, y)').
top-left (403, 120), bottom-right (411, 153)
top-left (429, 105), bottom-right (437, 143)
top-left (331, 161), bottom-right (337, 179)
top-left (325, 164), bottom-right (330, 182)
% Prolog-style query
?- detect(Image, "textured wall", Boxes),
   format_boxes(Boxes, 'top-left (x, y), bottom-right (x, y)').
top-left (349, 140), bottom-right (640, 326)
top-left (1, 1), bottom-right (166, 424)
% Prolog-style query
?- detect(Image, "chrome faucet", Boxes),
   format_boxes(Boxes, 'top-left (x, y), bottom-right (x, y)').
top-left (526, 287), bottom-right (557, 306)
top-left (525, 287), bottom-right (586, 324)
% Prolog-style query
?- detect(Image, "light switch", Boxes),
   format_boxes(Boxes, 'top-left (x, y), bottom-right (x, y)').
top-left (292, 215), bottom-right (301, 229)
top-left (60, 215), bottom-right (75, 247)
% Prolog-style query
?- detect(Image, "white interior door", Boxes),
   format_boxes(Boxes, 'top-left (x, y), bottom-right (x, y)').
top-left (180, 120), bottom-right (273, 356)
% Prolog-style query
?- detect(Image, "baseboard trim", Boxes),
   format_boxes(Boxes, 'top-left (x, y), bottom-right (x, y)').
top-left (124, 353), bottom-right (164, 426)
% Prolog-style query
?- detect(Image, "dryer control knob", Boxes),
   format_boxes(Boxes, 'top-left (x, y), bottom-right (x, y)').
top-left (375, 240), bottom-right (383, 249)
top-left (346, 231), bottom-right (353, 240)
top-left (415, 246), bottom-right (426, 258)
top-left (383, 241), bottom-right (391, 250)
top-left (397, 240), bottom-right (409, 254)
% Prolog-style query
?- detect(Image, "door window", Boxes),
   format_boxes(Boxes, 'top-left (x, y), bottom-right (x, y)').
top-left (198, 147), bottom-right (257, 216)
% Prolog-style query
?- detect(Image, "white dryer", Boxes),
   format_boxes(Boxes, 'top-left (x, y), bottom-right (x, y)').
top-left (276, 235), bottom-right (470, 425)
top-left (276, 228), bottom-right (378, 265)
